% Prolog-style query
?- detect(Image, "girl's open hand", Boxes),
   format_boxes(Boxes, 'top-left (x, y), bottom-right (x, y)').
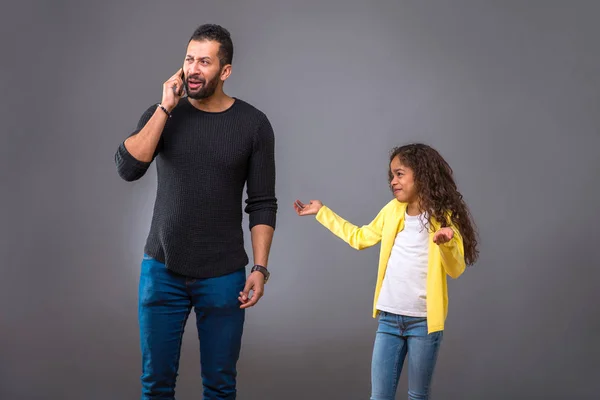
top-left (433, 227), bottom-right (454, 245)
top-left (294, 199), bottom-right (323, 216)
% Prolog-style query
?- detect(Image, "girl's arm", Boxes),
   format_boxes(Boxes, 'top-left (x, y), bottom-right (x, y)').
top-left (295, 200), bottom-right (388, 250)
top-left (433, 226), bottom-right (466, 279)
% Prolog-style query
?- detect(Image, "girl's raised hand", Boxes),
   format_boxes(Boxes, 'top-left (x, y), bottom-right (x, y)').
top-left (294, 199), bottom-right (323, 216)
top-left (433, 227), bottom-right (454, 245)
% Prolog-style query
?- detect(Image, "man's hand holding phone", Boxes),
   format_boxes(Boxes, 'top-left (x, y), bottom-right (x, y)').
top-left (161, 68), bottom-right (185, 112)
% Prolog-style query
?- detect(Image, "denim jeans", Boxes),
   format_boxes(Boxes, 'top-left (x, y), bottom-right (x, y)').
top-left (138, 254), bottom-right (246, 399)
top-left (370, 311), bottom-right (443, 400)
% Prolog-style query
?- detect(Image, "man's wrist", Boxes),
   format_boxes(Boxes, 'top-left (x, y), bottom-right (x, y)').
top-left (251, 264), bottom-right (270, 283)
top-left (157, 103), bottom-right (174, 116)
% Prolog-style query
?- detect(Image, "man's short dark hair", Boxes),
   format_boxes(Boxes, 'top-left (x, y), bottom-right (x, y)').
top-left (189, 24), bottom-right (233, 66)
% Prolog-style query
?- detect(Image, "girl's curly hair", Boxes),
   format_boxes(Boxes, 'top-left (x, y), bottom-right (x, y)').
top-left (388, 143), bottom-right (479, 265)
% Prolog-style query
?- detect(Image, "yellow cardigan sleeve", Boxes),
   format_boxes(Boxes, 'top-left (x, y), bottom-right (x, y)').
top-left (439, 225), bottom-right (466, 279)
top-left (315, 204), bottom-right (387, 250)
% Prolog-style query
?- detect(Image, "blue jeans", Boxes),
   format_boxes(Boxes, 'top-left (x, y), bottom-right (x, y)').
top-left (371, 311), bottom-right (443, 400)
top-left (138, 254), bottom-right (246, 399)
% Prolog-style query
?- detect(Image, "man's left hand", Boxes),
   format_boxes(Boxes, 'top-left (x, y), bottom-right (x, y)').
top-left (239, 271), bottom-right (265, 309)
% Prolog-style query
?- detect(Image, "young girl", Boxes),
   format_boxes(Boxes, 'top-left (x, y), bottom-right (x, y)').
top-left (294, 143), bottom-right (479, 400)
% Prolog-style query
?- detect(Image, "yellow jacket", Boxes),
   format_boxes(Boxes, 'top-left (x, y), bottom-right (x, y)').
top-left (315, 198), bottom-right (466, 334)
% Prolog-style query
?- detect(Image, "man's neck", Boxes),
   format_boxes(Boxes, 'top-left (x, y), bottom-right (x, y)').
top-left (188, 91), bottom-right (235, 113)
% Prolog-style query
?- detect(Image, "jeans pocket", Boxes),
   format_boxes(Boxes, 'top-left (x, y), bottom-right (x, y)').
top-left (378, 311), bottom-right (396, 325)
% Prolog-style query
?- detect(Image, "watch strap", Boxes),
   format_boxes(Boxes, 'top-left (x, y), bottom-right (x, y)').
top-left (251, 265), bottom-right (269, 282)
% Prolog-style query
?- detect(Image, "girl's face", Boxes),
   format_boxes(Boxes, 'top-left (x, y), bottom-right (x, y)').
top-left (389, 156), bottom-right (418, 204)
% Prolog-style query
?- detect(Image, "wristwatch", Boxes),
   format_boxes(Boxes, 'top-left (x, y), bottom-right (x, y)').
top-left (251, 265), bottom-right (270, 283)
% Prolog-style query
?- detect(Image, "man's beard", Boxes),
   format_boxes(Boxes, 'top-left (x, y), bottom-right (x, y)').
top-left (185, 74), bottom-right (220, 100)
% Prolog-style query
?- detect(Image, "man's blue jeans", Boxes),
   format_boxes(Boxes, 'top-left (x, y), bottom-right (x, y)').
top-left (371, 311), bottom-right (443, 400)
top-left (138, 254), bottom-right (246, 399)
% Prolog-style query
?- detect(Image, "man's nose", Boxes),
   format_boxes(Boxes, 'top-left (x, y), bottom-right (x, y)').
top-left (188, 62), bottom-right (202, 76)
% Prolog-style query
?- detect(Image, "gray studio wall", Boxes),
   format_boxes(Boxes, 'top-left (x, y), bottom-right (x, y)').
top-left (2, 1), bottom-right (599, 399)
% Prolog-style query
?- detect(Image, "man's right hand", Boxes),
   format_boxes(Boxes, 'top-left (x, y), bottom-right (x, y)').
top-left (161, 68), bottom-right (185, 112)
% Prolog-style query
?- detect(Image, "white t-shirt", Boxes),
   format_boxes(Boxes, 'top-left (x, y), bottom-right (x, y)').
top-left (376, 212), bottom-right (430, 317)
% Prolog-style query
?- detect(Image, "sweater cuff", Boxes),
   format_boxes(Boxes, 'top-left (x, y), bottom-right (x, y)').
top-left (117, 142), bottom-right (151, 168)
top-left (115, 141), bottom-right (152, 181)
top-left (315, 205), bottom-right (329, 224)
top-left (249, 209), bottom-right (277, 230)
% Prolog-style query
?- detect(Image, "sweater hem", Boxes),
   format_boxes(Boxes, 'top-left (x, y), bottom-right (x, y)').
top-left (143, 246), bottom-right (249, 279)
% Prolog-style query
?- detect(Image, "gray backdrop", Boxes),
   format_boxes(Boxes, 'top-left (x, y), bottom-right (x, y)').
top-left (2, 0), bottom-right (599, 399)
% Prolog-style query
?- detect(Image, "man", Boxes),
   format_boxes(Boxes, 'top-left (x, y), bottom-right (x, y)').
top-left (114, 24), bottom-right (277, 399)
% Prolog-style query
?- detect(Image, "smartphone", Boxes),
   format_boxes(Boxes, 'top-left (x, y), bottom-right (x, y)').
top-left (179, 69), bottom-right (187, 97)
top-left (173, 68), bottom-right (187, 97)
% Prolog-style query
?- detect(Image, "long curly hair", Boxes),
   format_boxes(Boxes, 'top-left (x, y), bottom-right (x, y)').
top-left (388, 143), bottom-right (479, 265)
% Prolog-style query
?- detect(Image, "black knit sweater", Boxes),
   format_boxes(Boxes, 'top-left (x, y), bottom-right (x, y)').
top-left (115, 97), bottom-right (277, 278)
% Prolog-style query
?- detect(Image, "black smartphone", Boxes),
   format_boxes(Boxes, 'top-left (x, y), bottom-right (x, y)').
top-left (179, 69), bottom-right (186, 97)
top-left (173, 68), bottom-right (187, 97)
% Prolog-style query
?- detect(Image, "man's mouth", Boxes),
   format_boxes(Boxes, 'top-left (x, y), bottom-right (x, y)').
top-left (187, 79), bottom-right (204, 90)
